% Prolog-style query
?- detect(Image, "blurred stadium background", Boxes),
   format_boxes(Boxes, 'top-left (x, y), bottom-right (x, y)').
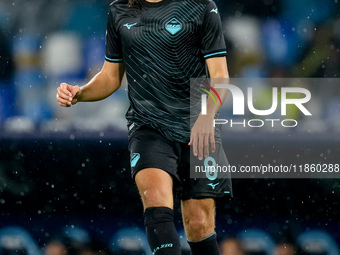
top-left (0, 0), bottom-right (340, 254)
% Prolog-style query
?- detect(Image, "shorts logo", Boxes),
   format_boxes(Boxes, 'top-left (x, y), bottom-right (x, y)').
top-left (165, 18), bottom-right (182, 35)
top-left (208, 182), bottom-right (220, 189)
top-left (131, 153), bottom-right (140, 167)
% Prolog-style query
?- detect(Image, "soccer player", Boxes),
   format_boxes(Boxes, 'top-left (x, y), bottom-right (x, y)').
top-left (56, 0), bottom-right (232, 254)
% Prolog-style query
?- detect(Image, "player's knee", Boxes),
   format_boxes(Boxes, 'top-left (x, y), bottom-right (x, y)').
top-left (185, 216), bottom-right (209, 231)
top-left (184, 217), bottom-right (212, 241)
top-left (140, 188), bottom-right (172, 209)
top-left (140, 188), bottom-right (160, 205)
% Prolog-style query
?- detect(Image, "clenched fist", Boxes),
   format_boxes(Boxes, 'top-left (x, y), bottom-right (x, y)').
top-left (56, 83), bottom-right (80, 107)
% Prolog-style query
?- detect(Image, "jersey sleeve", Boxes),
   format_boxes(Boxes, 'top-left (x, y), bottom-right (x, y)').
top-left (200, 1), bottom-right (227, 60)
top-left (105, 6), bottom-right (124, 63)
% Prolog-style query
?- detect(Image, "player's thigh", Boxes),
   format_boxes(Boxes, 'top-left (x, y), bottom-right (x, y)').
top-left (129, 126), bottom-right (179, 209)
top-left (135, 168), bottom-right (174, 209)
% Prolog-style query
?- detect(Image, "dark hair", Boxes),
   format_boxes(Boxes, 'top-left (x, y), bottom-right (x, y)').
top-left (128, 0), bottom-right (145, 9)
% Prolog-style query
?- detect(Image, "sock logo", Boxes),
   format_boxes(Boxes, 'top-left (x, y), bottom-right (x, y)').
top-left (153, 243), bottom-right (173, 254)
top-left (131, 153), bottom-right (140, 167)
top-left (165, 18), bottom-right (182, 35)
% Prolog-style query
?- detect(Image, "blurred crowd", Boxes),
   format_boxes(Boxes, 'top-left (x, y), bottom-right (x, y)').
top-left (221, 0), bottom-right (340, 78)
top-left (0, 225), bottom-right (339, 255)
top-left (0, 0), bottom-right (340, 131)
top-left (219, 229), bottom-right (340, 255)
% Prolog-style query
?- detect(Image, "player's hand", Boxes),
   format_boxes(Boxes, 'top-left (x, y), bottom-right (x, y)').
top-left (56, 83), bottom-right (80, 107)
top-left (189, 114), bottom-right (215, 160)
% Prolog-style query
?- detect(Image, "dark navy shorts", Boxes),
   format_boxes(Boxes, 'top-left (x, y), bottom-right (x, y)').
top-left (128, 126), bottom-right (232, 200)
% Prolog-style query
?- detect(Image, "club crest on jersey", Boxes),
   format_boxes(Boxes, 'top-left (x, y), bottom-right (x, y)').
top-left (165, 18), bottom-right (182, 35)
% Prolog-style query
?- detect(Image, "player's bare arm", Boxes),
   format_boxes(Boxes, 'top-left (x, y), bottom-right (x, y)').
top-left (56, 61), bottom-right (125, 107)
top-left (190, 56), bottom-right (229, 160)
